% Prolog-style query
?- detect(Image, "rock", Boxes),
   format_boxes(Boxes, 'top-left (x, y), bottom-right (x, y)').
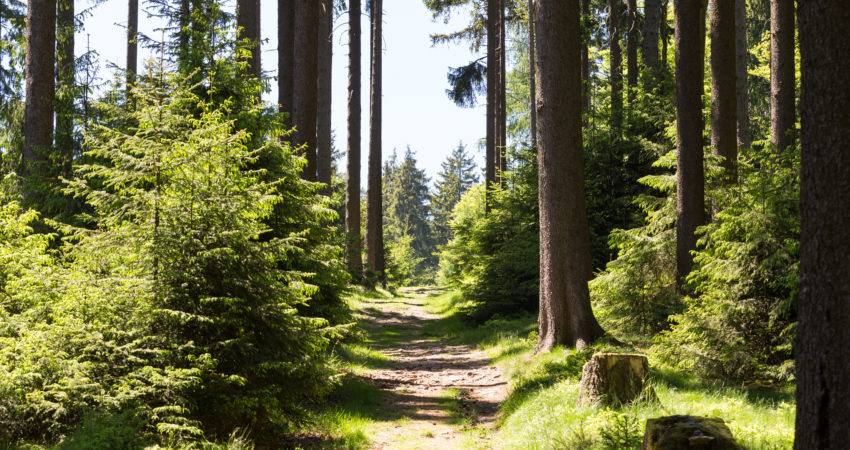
top-left (578, 353), bottom-right (653, 407)
top-left (642, 415), bottom-right (743, 449)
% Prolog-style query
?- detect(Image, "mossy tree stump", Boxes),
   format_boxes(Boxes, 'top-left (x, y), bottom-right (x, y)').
top-left (642, 415), bottom-right (743, 449)
top-left (577, 353), bottom-right (651, 406)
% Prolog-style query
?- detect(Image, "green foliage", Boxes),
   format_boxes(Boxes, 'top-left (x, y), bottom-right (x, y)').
top-left (385, 234), bottom-right (425, 287)
top-left (655, 146), bottom-right (799, 382)
top-left (431, 142), bottom-right (478, 247)
top-left (591, 151), bottom-right (679, 336)
top-left (382, 148), bottom-right (436, 280)
top-left (438, 147), bottom-right (539, 322)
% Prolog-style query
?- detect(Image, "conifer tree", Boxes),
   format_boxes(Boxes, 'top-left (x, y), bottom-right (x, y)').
top-left (365, 0), bottom-right (384, 278)
top-left (56, 0), bottom-right (74, 175)
top-left (346, 0), bottom-right (362, 273)
top-left (236, 0), bottom-right (261, 77)
top-left (432, 143), bottom-right (478, 247)
top-left (317, 0), bottom-right (333, 188)
top-left (279, 0), bottom-right (294, 127)
top-left (770, 0), bottom-right (795, 152)
top-left (609, 0), bottom-right (623, 134)
top-left (710, 0), bottom-right (737, 182)
top-left (294, 0), bottom-right (318, 181)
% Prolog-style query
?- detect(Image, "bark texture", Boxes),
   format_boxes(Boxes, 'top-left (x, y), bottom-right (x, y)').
top-left (278, 0), bottom-right (294, 127)
top-left (673, 0), bottom-right (706, 290)
top-left (535, 0), bottom-right (605, 352)
top-left (485, 0), bottom-right (497, 209)
top-left (236, 0), bottom-right (261, 77)
top-left (661, 0), bottom-right (668, 66)
top-left (710, 0), bottom-right (737, 182)
top-left (126, 0), bottom-right (137, 90)
top-left (345, 0), bottom-right (363, 272)
top-left (581, 0), bottom-right (591, 114)
top-left (497, 0), bottom-right (507, 186)
top-left (769, 0), bottom-right (795, 152)
top-left (23, 0), bottom-right (56, 203)
top-left (179, 0), bottom-right (190, 65)
top-left (609, 0), bottom-right (623, 134)
top-left (56, 0), bottom-right (74, 174)
top-left (317, 0), bottom-right (333, 188)
top-left (643, 0), bottom-right (660, 73)
top-left (294, 0), bottom-right (318, 181)
top-left (626, 0), bottom-right (638, 91)
top-left (795, 2), bottom-right (850, 448)
top-left (365, 0), bottom-right (385, 278)
top-left (528, 0), bottom-right (537, 149)
top-left (735, 0), bottom-right (749, 149)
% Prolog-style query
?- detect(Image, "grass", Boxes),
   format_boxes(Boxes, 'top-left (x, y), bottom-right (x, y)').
top-left (420, 291), bottom-right (795, 450)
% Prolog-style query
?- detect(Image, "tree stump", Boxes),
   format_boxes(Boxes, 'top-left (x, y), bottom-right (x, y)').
top-left (577, 353), bottom-right (651, 406)
top-left (642, 415), bottom-right (743, 449)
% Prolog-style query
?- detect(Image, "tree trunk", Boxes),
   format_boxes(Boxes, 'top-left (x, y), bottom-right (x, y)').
top-left (294, 0), bottom-right (318, 181)
top-left (237, 0), bottom-right (261, 78)
top-left (609, 0), bottom-right (623, 135)
top-left (317, 0), bottom-right (333, 189)
top-left (769, 0), bottom-right (795, 152)
top-left (661, 0), bottom-right (668, 67)
top-left (581, 0), bottom-right (591, 115)
top-left (528, 0), bottom-right (537, 150)
top-left (366, 0), bottom-right (385, 278)
top-left (627, 0), bottom-right (638, 94)
top-left (485, 0), bottom-right (497, 210)
top-left (127, 0), bottom-right (137, 91)
top-left (535, 0), bottom-right (605, 352)
top-left (56, 0), bottom-right (74, 175)
top-left (497, 0), bottom-right (507, 187)
top-left (346, 0), bottom-right (363, 273)
top-left (735, 0), bottom-right (749, 150)
top-left (23, 0), bottom-right (56, 204)
top-left (179, 0), bottom-right (190, 67)
top-left (796, 2), bottom-right (850, 448)
top-left (644, 0), bottom-right (660, 74)
top-left (710, 0), bottom-right (737, 183)
top-left (673, 0), bottom-right (706, 290)
top-left (279, 0), bottom-right (294, 127)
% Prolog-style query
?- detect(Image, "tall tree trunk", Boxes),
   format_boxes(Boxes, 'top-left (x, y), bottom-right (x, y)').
top-left (485, 0), bottom-right (497, 210)
top-left (528, 0), bottom-right (537, 150)
top-left (735, 0), bottom-right (749, 150)
top-left (626, 0), bottom-right (638, 94)
top-left (294, 0), bottom-right (318, 181)
top-left (237, 0), bottom-right (261, 78)
top-left (279, 0), bottom-right (294, 127)
top-left (661, 0), bottom-right (668, 67)
top-left (710, 0), bottom-right (737, 183)
top-left (609, 0), bottom-right (623, 135)
top-left (346, 0), bottom-right (363, 273)
top-left (497, 0), bottom-right (506, 187)
top-left (643, 0), bottom-right (660, 74)
top-left (673, 0), bottom-right (706, 290)
top-left (179, 0), bottom-right (190, 67)
top-left (769, 0), bottom-right (795, 152)
top-left (23, 0), bottom-right (56, 204)
top-left (796, 2), bottom-right (850, 447)
top-left (366, 0), bottom-right (384, 279)
top-left (581, 0), bottom-right (591, 115)
top-left (317, 0), bottom-right (333, 189)
top-left (56, 0), bottom-right (74, 176)
top-left (535, 0), bottom-right (605, 353)
top-left (126, 0), bottom-right (137, 93)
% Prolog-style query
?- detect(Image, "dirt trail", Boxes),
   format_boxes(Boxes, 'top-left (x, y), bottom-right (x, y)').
top-left (357, 288), bottom-right (507, 449)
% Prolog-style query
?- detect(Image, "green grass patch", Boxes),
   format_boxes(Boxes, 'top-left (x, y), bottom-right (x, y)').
top-left (421, 290), bottom-right (796, 450)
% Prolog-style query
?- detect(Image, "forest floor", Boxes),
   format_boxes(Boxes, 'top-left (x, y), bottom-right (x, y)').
top-left (348, 287), bottom-right (507, 449)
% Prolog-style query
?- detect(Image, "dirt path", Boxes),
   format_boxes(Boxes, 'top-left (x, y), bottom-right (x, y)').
top-left (355, 288), bottom-right (507, 449)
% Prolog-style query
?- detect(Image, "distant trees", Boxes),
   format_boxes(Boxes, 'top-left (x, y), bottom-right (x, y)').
top-left (22, 0), bottom-right (56, 205)
top-left (796, 1), bottom-right (850, 447)
top-left (535, 0), bottom-right (604, 351)
top-left (673, 0), bottom-right (706, 290)
top-left (432, 143), bottom-right (478, 247)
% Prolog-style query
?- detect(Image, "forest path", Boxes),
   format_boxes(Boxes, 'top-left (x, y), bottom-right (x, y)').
top-left (355, 287), bottom-right (507, 449)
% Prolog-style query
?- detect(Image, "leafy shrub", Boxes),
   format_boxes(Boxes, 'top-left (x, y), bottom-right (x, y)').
top-left (655, 146), bottom-right (799, 381)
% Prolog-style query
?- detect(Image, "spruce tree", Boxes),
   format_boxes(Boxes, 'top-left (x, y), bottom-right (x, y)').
top-left (432, 143), bottom-right (479, 247)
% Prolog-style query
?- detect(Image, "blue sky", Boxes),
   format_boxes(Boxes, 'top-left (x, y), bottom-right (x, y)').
top-left (76, 0), bottom-right (486, 186)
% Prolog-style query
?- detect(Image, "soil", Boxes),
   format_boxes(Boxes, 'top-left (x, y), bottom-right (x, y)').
top-left (357, 287), bottom-right (508, 449)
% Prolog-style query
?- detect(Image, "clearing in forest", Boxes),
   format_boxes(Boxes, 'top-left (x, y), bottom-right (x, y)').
top-left (353, 287), bottom-right (507, 449)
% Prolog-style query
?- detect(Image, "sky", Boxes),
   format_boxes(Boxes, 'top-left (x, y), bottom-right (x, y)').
top-left (76, 0), bottom-right (486, 186)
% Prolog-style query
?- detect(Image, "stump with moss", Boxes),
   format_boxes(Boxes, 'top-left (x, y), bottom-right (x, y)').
top-left (577, 353), bottom-right (652, 406)
top-left (642, 415), bottom-right (743, 449)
